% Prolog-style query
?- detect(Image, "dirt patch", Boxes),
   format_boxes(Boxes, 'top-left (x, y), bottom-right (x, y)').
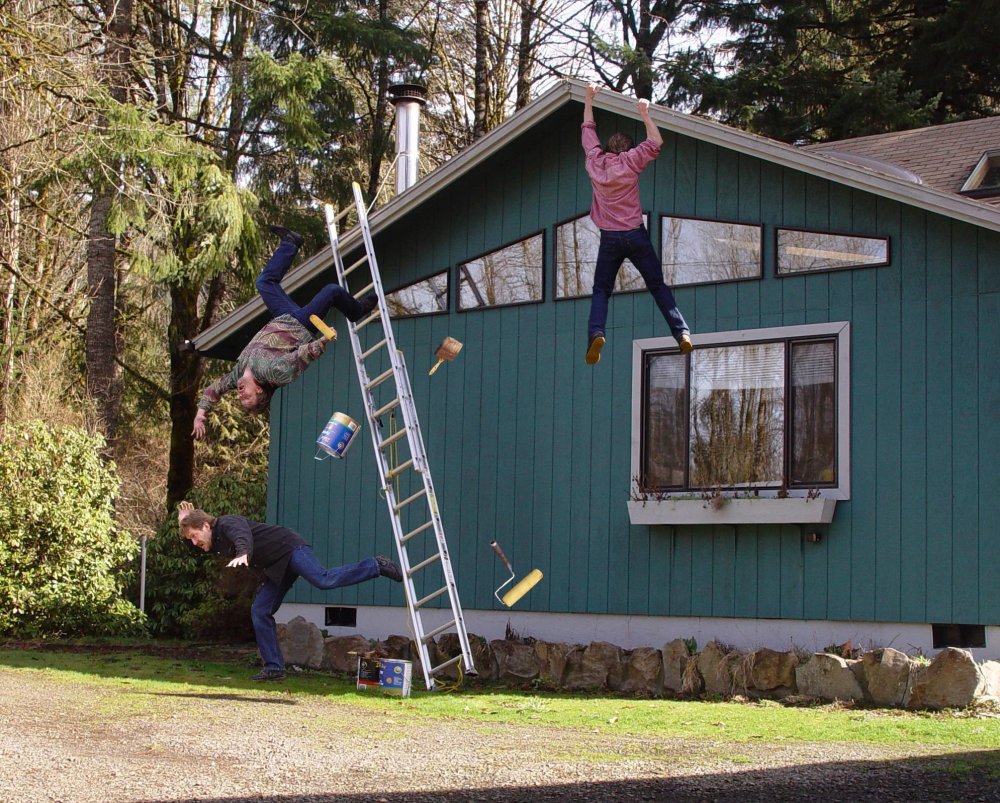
top-left (1, 655), bottom-right (999, 802)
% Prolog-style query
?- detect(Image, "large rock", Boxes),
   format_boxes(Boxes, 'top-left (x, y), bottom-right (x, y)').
top-left (490, 639), bottom-right (544, 682)
top-left (322, 634), bottom-right (372, 673)
top-left (747, 648), bottom-right (799, 698)
top-left (563, 642), bottom-right (623, 690)
top-left (433, 633), bottom-right (492, 680)
top-left (905, 648), bottom-right (985, 710)
top-left (535, 641), bottom-right (576, 687)
top-left (856, 648), bottom-right (911, 707)
top-left (615, 647), bottom-right (663, 694)
top-left (979, 660), bottom-right (1000, 698)
top-left (277, 616), bottom-right (325, 668)
top-left (662, 639), bottom-right (691, 692)
top-left (795, 653), bottom-right (865, 702)
top-left (697, 641), bottom-right (736, 696)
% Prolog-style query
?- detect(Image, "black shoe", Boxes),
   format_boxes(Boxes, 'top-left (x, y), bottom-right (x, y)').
top-left (269, 225), bottom-right (304, 248)
top-left (251, 668), bottom-right (287, 682)
top-left (359, 294), bottom-right (378, 317)
top-left (376, 555), bottom-right (403, 582)
top-left (585, 332), bottom-right (606, 365)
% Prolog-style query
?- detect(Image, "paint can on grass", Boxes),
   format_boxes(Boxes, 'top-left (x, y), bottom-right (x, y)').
top-left (315, 412), bottom-right (360, 460)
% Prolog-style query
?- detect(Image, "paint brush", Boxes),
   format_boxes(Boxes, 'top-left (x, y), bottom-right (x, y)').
top-left (429, 336), bottom-right (463, 375)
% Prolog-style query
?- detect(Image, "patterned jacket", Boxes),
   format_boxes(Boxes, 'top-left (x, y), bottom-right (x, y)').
top-left (198, 314), bottom-right (326, 411)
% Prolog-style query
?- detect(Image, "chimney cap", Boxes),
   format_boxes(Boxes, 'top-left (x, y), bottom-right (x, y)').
top-left (388, 83), bottom-right (428, 105)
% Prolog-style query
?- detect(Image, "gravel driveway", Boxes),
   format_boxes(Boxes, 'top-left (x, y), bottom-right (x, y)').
top-left (2, 661), bottom-right (1000, 802)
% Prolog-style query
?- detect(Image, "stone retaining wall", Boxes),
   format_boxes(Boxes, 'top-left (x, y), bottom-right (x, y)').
top-left (277, 617), bottom-right (1000, 710)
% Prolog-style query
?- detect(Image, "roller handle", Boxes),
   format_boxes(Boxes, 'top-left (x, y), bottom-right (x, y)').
top-left (489, 540), bottom-right (513, 573)
top-left (309, 314), bottom-right (337, 341)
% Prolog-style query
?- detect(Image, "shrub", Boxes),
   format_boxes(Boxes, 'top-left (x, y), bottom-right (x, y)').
top-left (0, 422), bottom-right (145, 637)
top-left (142, 469), bottom-right (266, 639)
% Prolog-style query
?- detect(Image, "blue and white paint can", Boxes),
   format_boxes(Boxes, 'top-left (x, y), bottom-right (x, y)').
top-left (315, 412), bottom-right (360, 460)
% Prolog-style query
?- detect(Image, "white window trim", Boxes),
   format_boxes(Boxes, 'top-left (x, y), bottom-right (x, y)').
top-left (630, 321), bottom-right (851, 503)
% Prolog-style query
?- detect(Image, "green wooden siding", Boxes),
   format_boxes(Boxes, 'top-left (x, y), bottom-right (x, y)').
top-left (270, 103), bottom-right (1000, 628)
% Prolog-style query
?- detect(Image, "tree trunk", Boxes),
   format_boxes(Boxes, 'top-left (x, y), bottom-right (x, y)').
top-left (473, 0), bottom-right (489, 139)
top-left (85, 190), bottom-right (123, 439)
top-left (86, 0), bottom-right (134, 443)
top-left (166, 284), bottom-right (204, 508)
top-left (516, 0), bottom-right (534, 109)
top-left (367, 0), bottom-right (392, 199)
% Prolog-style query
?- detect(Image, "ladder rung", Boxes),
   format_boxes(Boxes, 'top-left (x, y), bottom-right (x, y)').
top-left (355, 281), bottom-right (375, 298)
top-left (344, 254), bottom-right (368, 276)
top-left (352, 309), bottom-right (382, 331)
top-left (408, 551), bottom-right (441, 574)
top-left (366, 366), bottom-right (395, 391)
top-left (361, 339), bottom-right (388, 360)
top-left (402, 520), bottom-right (434, 544)
top-left (378, 427), bottom-right (408, 450)
top-left (373, 397), bottom-right (400, 418)
top-left (422, 618), bottom-right (457, 642)
top-left (415, 585), bottom-right (449, 608)
top-left (386, 458), bottom-right (415, 480)
top-left (394, 487), bottom-right (428, 513)
top-left (331, 205), bottom-right (352, 224)
top-left (431, 654), bottom-right (463, 675)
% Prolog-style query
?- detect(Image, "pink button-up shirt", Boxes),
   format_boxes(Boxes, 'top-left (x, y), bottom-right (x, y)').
top-left (581, 120), bottom-right (660, 231)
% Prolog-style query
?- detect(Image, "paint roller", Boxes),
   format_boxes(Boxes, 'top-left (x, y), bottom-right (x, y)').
top-left (429, 336), bottom-right (463, 375)
top-left (309, 314), bottom-right (337, 341)
top-left (489, 540), bottom-right (543, 607)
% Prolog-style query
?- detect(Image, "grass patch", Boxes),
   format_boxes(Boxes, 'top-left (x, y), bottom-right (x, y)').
top-left (2, 644), bottom-right (999, 750)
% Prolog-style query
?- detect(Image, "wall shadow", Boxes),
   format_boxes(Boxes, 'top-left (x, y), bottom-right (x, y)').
top-left (153, 749), bottom-right (1000, 802)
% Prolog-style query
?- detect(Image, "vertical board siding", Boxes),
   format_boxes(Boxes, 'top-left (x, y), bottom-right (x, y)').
top-left (273, 103), bottom-right (999, 631)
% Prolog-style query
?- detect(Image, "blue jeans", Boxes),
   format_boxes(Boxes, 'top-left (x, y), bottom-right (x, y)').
top-left (256, 239), bottom-right (369, 334)
top-left (250, 546), bottom-right (379, 671)
top-left (588, 226), bottom-right (689, 341)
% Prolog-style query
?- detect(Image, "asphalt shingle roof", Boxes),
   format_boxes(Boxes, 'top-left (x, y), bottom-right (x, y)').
top-left (805, 117), bottom-right (1000, 206)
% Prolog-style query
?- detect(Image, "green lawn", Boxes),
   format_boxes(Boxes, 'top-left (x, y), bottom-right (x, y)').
top-left (2, 644), bottom-right (999, 750)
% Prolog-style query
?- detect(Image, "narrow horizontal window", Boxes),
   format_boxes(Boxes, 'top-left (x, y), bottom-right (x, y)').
top-left (660, 216), bottom-right (762, 286)
top-left (458, 232), bottom-right (544, 310)
top-left (386, 271), bottom-right (448, 318)
top-left (554, 213), bottom-right (646, 299)
top-left (777, 228), bottom-right (889, 275)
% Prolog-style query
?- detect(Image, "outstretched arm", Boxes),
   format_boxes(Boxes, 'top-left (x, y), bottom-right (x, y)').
top-left (637, 98), bottom-right (663, 147)
top-left (584, 83), bottom-right (599, 124)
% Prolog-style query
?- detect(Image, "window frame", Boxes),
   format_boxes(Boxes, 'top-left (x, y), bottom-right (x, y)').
top-left (960, 148), bottom-right (1000, 198)
top-left (659, 214), bottom-right (763, 288)
top-left (552, 211), bottom-right (649, 301)
top-left (631, 322), bottom-right (852, 501)
top-left (775, 227), bottom-right (890, 277)
top-left (385, 269), bottom-right (450, 319)
top-left (456, 229), bottom-right (546, 312)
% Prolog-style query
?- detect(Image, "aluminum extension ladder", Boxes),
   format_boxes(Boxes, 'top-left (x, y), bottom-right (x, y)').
top-left (321, 182), bottom-right (476, 690)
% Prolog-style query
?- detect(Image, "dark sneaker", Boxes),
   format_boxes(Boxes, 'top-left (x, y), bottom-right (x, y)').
top-left (376, 555), bottom-right (403, 582)
top-left (269, 225), bottom-right (304, 248)
top-left (585, 332), bottom-right (605, 365)
top-left (251, 668), bottom-right (287, 682)
top-left (678, 333), bottom-right (694, 354)
top-left (359, 293), bottom-right (378, 317)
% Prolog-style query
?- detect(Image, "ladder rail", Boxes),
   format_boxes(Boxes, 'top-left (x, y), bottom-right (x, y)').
top-left (351, 182), bottom-right (477, 679)
top-left (322, 193), bottom-right (476, 690)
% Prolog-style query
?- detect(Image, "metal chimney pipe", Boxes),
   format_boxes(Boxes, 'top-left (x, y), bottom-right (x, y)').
top-left (388, 83), bottom-right (428, 195)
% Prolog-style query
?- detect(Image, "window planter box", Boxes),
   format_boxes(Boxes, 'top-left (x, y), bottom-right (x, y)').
top-left (627, 496), bottom-right (837, 526)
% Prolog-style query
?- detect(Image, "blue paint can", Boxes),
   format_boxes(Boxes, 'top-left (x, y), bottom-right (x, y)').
top-left (315, 412), bottom-right (360, 460)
